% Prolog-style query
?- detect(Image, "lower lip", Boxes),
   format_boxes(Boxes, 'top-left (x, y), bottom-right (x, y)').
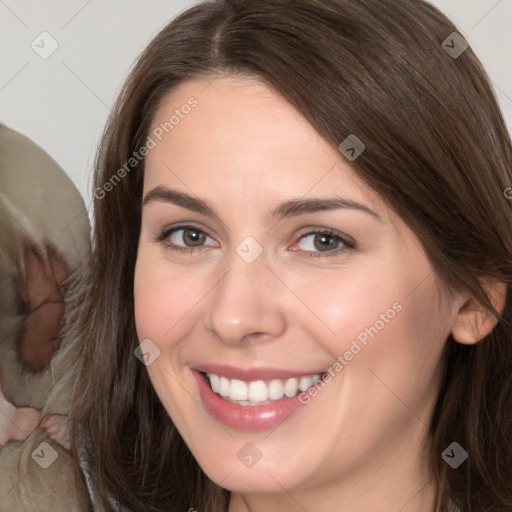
top-left (192, 370), bottom-right (308, 431)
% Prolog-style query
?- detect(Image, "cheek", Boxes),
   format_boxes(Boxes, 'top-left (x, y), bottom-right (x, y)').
top-left (133, 261), bottom-right (167, 343)
top-left (133, 247), bottom-right (210, 346)
top-left (332, 270), bottom-right (450, 431)
top-left (134, 247), bottom-right (175, 342)
top-left (287, 258), bottom-right (449, 377)
top-left (285, 262), bottom-right (407, 357)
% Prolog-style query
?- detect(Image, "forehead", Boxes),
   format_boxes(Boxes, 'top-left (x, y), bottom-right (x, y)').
top-left (144, 74), bottom-right (394, 226)
top-left (149, 74), bottom-right (322, 155)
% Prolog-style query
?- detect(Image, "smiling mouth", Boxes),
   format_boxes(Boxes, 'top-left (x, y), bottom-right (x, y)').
top-left (202, 371), bottom-right (325, 406)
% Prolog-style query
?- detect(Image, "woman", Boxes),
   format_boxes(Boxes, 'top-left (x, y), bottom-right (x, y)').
top-left (68, 0), bottom-right (512, 510)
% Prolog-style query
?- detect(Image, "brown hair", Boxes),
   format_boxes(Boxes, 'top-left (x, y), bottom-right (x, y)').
top-left (69, 0), bottom-right (512, 510)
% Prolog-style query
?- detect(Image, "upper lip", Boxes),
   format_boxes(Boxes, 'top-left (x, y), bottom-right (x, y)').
top-left (192, 363), bottom-right (325, 381)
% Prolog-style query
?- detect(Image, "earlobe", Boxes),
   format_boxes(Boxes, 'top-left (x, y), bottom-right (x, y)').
top-left (451, 279), bottom-right (507, 345)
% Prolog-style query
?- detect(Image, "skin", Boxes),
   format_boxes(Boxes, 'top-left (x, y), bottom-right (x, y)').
top-left (133, 74), bottom-right (505, 512)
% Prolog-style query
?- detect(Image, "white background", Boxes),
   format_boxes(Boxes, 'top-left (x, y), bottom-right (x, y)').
top-left (1, 0), bottom-right (511, 210)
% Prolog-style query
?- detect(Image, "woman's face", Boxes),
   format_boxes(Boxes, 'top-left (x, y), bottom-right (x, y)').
top-left (134, 74), bottom-right (460, 504)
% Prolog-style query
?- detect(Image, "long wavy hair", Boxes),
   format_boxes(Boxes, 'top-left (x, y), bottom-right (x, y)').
top-left (68, 0), bottom-right (512, 510)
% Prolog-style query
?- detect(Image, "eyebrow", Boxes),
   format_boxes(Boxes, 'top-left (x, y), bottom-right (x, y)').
top-left (142, 185), bottom-right (382, 222)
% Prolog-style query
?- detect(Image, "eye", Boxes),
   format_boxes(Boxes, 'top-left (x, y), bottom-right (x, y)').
top-left (155, 225), bottom-right (216, 253)
top-left (293, 229), bottom-right (355, 258)
top-left (154, 224), bottom-right (355, 258)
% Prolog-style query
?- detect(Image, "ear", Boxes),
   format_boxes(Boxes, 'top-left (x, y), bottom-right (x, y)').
top-left (451, 278), bottom-right (507, 345)
top-left (16, 244), bottom-right (69, 372)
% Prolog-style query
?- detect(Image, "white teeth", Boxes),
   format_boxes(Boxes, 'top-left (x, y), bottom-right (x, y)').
top-left (230, 379), bottom-right (248, 401)
top-left (248, 381), bottom-right (267, 401)
top-left (284, 377), bottom-right (299, 397)
top-left (299, 376), bottom-right (313, 392)
top-left (209, 374), bottom-right (220, 393)
top-left (219, 376), bottom-right (230, 397)
top-left (205, 372), bottom-right (323, 405)
top-left (268, 379), bottom-right (284, 400)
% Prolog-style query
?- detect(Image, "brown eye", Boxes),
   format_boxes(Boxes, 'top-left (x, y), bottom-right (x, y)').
top-left (180, 227), bottom-right (207, 247)
top-left (295, 229), bottom-right (355, 258)
top-left (313, 233), bottom-right (340, 251)
top-left (156, 225), bottom-right (216, 253)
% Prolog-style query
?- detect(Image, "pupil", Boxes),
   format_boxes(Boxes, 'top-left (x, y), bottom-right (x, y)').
top-left (185, 228), bottom-right (205, 246)
top-left (315, 233), bottom-right (336, 251)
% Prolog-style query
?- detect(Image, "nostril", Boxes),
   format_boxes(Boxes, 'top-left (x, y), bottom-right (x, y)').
top-left (243, 332), bottom-right (271, 343)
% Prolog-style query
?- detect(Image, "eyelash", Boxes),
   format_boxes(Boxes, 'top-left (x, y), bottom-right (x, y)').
top-left (154, 224), bottom-right (355, 258)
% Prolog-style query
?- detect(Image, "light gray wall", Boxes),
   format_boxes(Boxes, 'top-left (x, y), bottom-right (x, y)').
top-left (1, 0), bottom-right (511, 210)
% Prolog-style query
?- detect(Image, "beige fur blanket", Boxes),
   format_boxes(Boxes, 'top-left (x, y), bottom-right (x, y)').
top-left (0, 124), bottom-right (92, 511)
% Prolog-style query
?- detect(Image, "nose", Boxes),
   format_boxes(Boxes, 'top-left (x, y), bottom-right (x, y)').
top-left (204, 248), bottom-right (286, 346)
